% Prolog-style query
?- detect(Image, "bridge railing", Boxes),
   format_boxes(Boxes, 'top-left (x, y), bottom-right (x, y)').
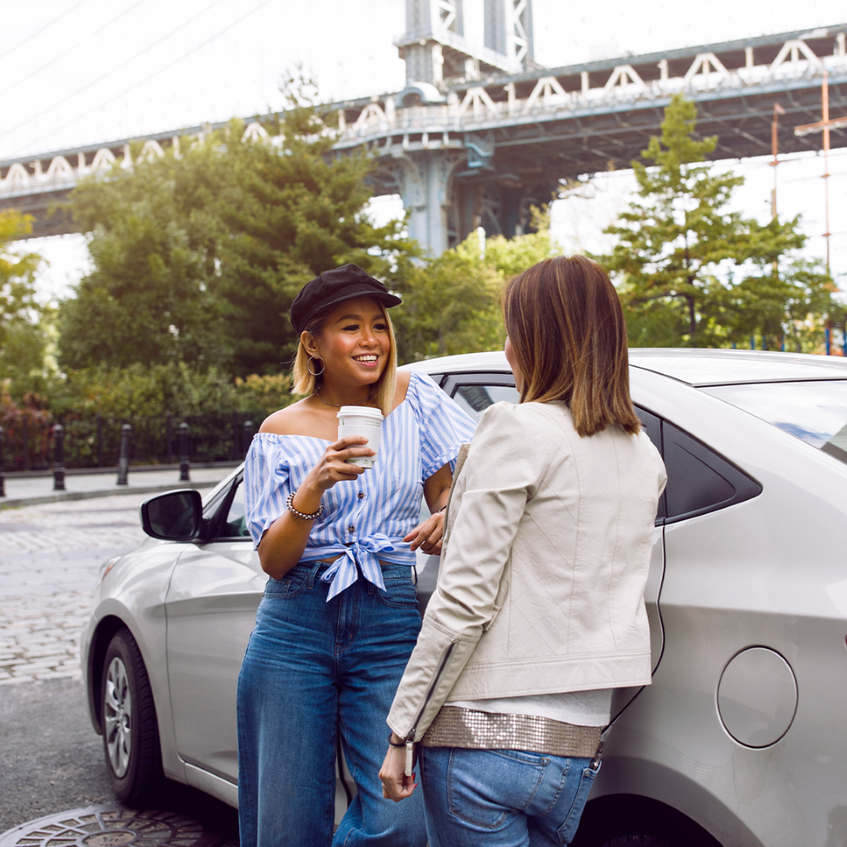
top-left (340, 49), bottom-right (845, 142)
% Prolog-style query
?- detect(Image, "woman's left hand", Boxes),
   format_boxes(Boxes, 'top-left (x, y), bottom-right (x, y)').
top-left (379, 744), bottom-right (417, 802)
top-left (404, 510), bottom-right (444, 554)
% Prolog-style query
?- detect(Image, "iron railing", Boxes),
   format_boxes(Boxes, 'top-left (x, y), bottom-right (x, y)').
top-left (0, 411), bottom-right (263, 473)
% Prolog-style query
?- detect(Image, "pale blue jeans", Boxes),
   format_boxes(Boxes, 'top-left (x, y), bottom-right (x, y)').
top-left (420, 745), bottom-right (600, 846)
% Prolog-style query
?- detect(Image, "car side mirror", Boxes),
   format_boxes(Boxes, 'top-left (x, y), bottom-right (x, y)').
top-left (141, 489), bottom-right (203, 541)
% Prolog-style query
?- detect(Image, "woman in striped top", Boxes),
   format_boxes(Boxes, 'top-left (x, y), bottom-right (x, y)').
top-left (237, 265), bottom-right (476, 847)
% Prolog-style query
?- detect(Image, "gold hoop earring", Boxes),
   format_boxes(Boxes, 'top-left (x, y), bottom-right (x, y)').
top-left (307, 355), bottom-right (325, 377)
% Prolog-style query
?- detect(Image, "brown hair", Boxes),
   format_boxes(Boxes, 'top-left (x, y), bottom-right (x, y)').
top-left (502, 255), bottom-right (641, 437)
top-left (291, 304), bottom-right (398, 417)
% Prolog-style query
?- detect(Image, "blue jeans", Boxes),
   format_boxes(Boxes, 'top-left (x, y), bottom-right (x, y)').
top-left (237, 561), bottom-right (427, 847)
top-left (420, 746), bottom-right (600, 847)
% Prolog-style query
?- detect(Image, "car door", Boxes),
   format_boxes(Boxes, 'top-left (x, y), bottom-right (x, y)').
top-left (164, 473), bottom-right (263, 787)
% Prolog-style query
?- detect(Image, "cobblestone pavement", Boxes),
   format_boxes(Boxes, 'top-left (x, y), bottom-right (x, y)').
top-left (0, 494), bottom-right (149, 685)
top-left (0, 492), bottom-right (240, 844)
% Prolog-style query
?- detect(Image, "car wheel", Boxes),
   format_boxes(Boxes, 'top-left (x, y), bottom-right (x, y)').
top-left (100, 627), bottom-right (164, 804)
top-left (575, 824), bottom-right (718, 847)
top-left (572, 797), bottom-right (723, 847)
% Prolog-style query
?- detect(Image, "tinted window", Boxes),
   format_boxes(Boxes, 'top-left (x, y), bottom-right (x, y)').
top-left (662, 423), bottom-right (761, 523)
top-left (440, 373), bottom-right (518, 422)
top-left (438, 373), bottom-right (760, 524)
top-left (636, 407), bottom-right (666, 521)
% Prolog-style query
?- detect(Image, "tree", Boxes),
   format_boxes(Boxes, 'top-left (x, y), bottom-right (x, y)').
top-left (59, 134), bottom-right (235, 371)
top-left (0, 211), bottom-right (49, 396)
top-left (392, 211), bottom-right (558, 362)
top-left (60, 75), bottom-right (418, 376)
top-left (391, 248), bottom-right (502, 362)
top-left (598, 95), bottom-right (837, 349)
top-left (214, 77), bottom-right (417, 374)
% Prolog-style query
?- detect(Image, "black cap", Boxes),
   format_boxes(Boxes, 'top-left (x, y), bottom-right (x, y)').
top-left (290, 264), bottom-right (402, 334)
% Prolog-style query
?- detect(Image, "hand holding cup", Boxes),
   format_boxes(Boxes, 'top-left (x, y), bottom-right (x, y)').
top-left (306, 436), bottom-right (375, 492)
top-left (337, 406), bottom-right (384, 468)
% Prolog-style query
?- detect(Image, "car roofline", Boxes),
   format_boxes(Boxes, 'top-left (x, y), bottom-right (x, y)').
top-left (628, 363), bottom-right (847, 388)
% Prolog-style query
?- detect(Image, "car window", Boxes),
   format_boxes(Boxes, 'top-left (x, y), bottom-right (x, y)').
top-left (436, 373), bottom-right (519, 422)
top-left (219, 479), bottom-right (251, 539)
top-left (636, 407), bottom-right (666, 521)
top-left (441, 376), bottom-right (673, 521)
top-left (662, 423), bottom-right (761, 523)
top-left (438, 373), bottom-right (763, 525)
top-left (452, 384), bottom-right (520, 420)
top-left (703, 380), bottom-right (847, 467)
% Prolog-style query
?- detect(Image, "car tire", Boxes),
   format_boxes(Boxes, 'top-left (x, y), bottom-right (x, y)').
top-left (100, 627), bottom-right (164, 805)
top-left (571, 796), bottom-right (723, 847)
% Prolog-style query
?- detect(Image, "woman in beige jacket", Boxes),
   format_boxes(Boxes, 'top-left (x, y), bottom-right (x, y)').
top-left (379, 255), bottom-right (667, 846)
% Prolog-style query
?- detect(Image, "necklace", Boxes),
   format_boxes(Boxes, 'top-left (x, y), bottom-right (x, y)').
top-left (314, 388), bottom-right (370, 408)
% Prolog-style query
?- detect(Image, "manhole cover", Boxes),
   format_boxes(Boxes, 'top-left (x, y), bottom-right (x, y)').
top-left (0, 807), bottom-right (214, 847)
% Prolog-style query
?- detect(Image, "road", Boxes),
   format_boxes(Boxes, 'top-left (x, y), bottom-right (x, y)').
top-left (0, 493), bottom-right (238, 845)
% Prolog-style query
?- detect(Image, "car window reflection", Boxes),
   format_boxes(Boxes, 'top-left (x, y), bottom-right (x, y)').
top-left (222, 481), bottom-right (251, 538)
top-left (452, 384), bottom-right (520, 421)
top-left (704, 380), bottom-right (847, 466)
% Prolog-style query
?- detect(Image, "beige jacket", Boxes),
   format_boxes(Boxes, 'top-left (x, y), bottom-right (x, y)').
top-left (387, 400), bottom-right (667, 742)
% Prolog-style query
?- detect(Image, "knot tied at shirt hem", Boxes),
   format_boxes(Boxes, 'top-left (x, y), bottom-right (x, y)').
top-left (317, 534), bottom-right (411, 601)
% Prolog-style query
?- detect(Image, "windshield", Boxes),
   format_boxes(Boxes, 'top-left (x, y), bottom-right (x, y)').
top-left (703, 380), bottom-right (847, 466)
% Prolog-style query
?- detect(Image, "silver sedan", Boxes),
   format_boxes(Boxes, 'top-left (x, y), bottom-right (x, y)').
top-left (81, 348), bottom-right (847, 847)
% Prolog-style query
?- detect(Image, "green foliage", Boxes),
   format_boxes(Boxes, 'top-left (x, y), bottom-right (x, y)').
top-left (233, 372), bottom-right (294, 416)
top-left (214, 74), bottom-right (420, 374)
top-left (52, 362), bottom-right (294, 420)
top-left (0, 211), bottom-right (51, 396)
top-left (723, 258), bottom-right (837, 352)
top-left (392, 250), bottom-right (502, 362)
top-left (60, 74), bottom-right (419, 377)
top-left (59, 135), bottom-right (230, 371)
top-left (0, 311), bottom-right (53, 396)
top-left (597, 95), bottom-right (837, 348)
top-left (393, 216), bottom-right (558, 362)
top-left (0, 210), bottom-right (41, 329)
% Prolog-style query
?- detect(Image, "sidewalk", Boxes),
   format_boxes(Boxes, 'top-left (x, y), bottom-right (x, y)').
top-left (0, 464), bottom-right (237, 510)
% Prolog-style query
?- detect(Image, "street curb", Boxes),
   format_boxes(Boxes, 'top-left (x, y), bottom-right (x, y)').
top-left (0, 481), bottom-right (218, 511)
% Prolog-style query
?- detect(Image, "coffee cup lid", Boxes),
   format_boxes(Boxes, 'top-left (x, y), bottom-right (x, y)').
top-left (337, 405), bottom-right (384, 420)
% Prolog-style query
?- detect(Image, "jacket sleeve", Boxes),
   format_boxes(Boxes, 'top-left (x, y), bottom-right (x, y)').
top-left (387, 402), bottom-right (551, 740)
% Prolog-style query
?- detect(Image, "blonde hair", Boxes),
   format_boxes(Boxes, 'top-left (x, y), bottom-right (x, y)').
top-left (292, 306), bottom-right (398, 416)
top-left (502, 255), bottom-right (641, 437)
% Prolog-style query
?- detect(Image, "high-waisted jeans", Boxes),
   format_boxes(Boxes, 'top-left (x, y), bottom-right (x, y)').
top-left (237, 560), bottom-right (427, 847)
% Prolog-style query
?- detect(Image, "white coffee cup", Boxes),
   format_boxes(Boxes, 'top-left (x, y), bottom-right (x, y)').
top-left (337, 406), bottom-right (384, 468)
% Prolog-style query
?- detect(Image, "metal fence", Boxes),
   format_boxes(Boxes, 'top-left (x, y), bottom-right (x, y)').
top-left (0, 411), bottom-right (263, 473)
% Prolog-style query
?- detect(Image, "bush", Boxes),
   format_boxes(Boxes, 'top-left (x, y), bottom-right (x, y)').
top-left (0, 381), bottom-right (54, 470)
top-left (53, 363), bottom-right (295, 420)
top-left (233, 372), bottom-right (294, 418)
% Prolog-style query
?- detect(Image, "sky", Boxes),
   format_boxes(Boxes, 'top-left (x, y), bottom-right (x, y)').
top-left (3, 0), bottom-right (846, 301)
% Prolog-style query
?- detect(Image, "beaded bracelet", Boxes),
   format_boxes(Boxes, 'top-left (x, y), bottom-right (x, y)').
top-left (286, 492), bottom-right (324, 521)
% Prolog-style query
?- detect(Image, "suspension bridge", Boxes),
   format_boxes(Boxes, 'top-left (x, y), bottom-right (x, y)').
top-left (1, 0), bottom-right (845, 256)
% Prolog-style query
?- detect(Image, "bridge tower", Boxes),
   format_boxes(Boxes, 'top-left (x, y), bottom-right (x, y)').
top-left (387, 0), bottom-right (548, 255)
